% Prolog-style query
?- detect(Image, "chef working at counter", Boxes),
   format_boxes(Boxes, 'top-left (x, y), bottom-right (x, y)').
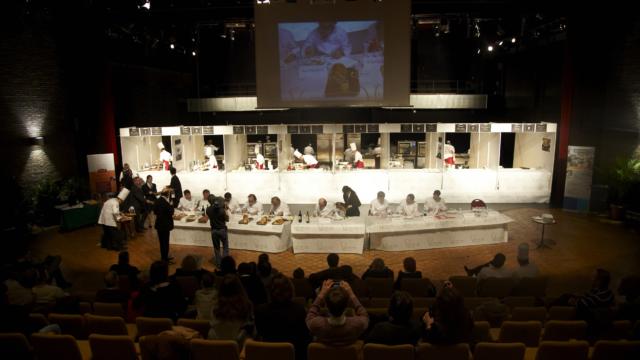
top-left (158, 142), bottom-right (173, 171)
top-left (294, 149), bottom-right (319, 169)
top-left (204, 139), bottom-right (219, 170)
top-left (351, 143), bottom-right (365, 169)
top-left (369, 191), bottom-right (390, 216)
top-left (304, 143), bottom-right (315, 155)
top-left (241, 194), bottom-right (263, 215)
top-left (425, 190), bottom-right (448, 215)
top-left (396, 193), bottom-right (420, 217)
top-left (254, 145), bottom-right (266, 170)
top-left (98, 188), bottom-right (130, 251)
top-left (269, 196), bottom-right (291, 217)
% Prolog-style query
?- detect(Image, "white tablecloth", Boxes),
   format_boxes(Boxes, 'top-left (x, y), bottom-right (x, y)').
top-left (291, 217), bottom-right (366, 254)
top-left (170, 215), bottom-right (292, 253)
top-left (367, 211), bottom-right (512, 251)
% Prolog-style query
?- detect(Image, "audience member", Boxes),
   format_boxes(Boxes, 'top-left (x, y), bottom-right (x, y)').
top-left (362, 258), bottom-right (394, 280)
top-left (109, 251), bottom-right (140, 290)
top-left (554, 269), bottom-right (615, 319)
top-left (338, 265), bottom-right (360, 285)
top-left (512, 243), bottom-right (539, 278)
top-left (215, 256), bottom-right (237, 277)
top-left (395, 257), bottom-right (424, 290)
top-left (293, 267), bottom-right (305, 279)
top-left (257, 253), bottom-right (278, 287)
top-left (171, 255), bottom-right (209, 282)
top-left (133, 261), bottom-right (186, 321)
top-left (617, 275), bottom-right (640, 322)
top-left (31, 269), bottom-right (66, 306)
top-left (195, 272), bottom-right (218, 321)
top-left (306, 280), bottom-right (369, 346)
top-left (309, 253), bottom-right (342, 289)
top-left (95, 271), bottom-right (129, 305)
top-left (238, 262), bottom-right (268, 306)
top-left (209, 274), bottom-right (255, 346)
top-left (366, 291), bottom-right (421, 345)
top-left (255, 273), bottom-right (311, 360)
top-left (421, 284), bottom-right (473, 344)
top-left (3, 269), bottom-right (34, 306)
top-left (465, 253), bottom-right (510, 279)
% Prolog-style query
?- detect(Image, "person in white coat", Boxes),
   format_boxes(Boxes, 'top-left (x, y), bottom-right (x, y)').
top-left (254, 144), bottom-right (266, 170)
top-left (204, 140), bottom-right (219, 170)
top-left (241, 194), bottom-right (263, 215)
top-left (315, 198), bottom-right (336, 217)
top-left (304, 144), bottom-right (315, 155)
top-left (98, 188), bottom-right (129, 250)
top-left (269, 196), bottom-right (291, 216)
top-left (425, 190), bottom-right (447, 215)
top-left (294, 149), bottom-right (319, 169)
top-left (443, 140), bottom-right (456, 168)
top-left (369, 191), bottom-right (390, 216)
top-left (397, 194), bottom-right (420, 217)
top-left (225, 192), bottom-right (240, 214)
top-left (351, 142), bottom-right (365, 169)
top-left (158, 142), bottom-right (173, 171)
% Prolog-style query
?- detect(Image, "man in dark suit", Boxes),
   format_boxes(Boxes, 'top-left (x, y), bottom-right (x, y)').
top-left (128, 176), bottom-right (147, 232)
top-left (141, 175), bottom-right (157, 228)
top-left (169, 167), bottom-right (182, 208)
top-left (154, 187), bottom-right (175, 263)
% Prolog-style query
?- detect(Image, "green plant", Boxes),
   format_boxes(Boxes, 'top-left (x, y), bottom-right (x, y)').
top-left (608, 157), bottom-right (640, 206)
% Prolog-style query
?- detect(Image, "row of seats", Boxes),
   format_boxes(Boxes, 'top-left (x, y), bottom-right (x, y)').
top-left (2, 333), bottom-right (639, 360)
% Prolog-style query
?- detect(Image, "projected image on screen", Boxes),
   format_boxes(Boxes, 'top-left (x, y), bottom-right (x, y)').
top-left (278, 21), bottom-right (384, 102)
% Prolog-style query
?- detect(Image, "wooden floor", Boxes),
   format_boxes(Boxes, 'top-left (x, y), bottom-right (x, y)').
top-left (31, 206), bottom-right (640, 297)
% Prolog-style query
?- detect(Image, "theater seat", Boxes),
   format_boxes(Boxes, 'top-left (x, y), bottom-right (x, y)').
top-left (31, 333), bottom-right (84, 360)
top-left (292, 278), bottom-right (315, 299)
top-left (498, 321), bottom-right (542, 347)
top-left (85, 314), bottom-right (133, 338)
top-left (308, 341), bottom-right (363, 360)
top-left (190, 339), bottom-right (239, 360)
top-left (542, 321), bottom-right (587, 341)
top-left (176, 318), bottom-right (211, 339)
top-left (399, 278), bottom-right (436, 298)
top-left (512, 277), bottom-right (548, 298)
top-left (48, 313), bottom-right (87, 340)
top-left (510, 307), bottom-right (547, 323)
top-left (365, 278), bottom-right (394, 298)
top-left (534, 340), bottom-right (589, 360)
top-left (0, 333), bottom-right (32, 360)
top-left (88, 334), bottom-right (137, 360)
top-left (245, 340), bottom-right (295, 360)
top-left (477, 278), bottom-right (516, 298)
top-left (547, 307), bottom-right (576, 321)
top-left (591, 340), bottom-right (640, 360)
top-left (93, 302), bottom-right (126, 318)
top-left (415, 343), bottom-right (470, 360)
top-left (473, 342), bottom-right (526, 360)
top-left (135, 317), bottom-right (173, 338)
top-left (449, 276), bottom-right (477, 297)
top-left (364, 343), bottom-right (414, 360)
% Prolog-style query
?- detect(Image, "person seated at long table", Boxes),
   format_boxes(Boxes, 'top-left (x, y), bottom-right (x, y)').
top-left (369, 191), bottom-right (390, 216)
top-left (240, 194), bottom-right (263, 216)
top-left (224, 192), bottom-right (240, 214)
top-left (396, 194), bottom-right (420, 218)
top-left (425, 190), bottom-right (447, 216)
top-left (269, 196), bottom-right (291, 217)
top-left (315, 198), bottom-right (336, 217)
top-left (178, 190), bottom-right (196, 211)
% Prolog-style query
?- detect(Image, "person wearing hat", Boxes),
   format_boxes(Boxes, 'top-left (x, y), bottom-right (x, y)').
top-left (204, 139), bottom-right (219, 170)
top-left (294, 149), bottom-right (319, 169)
top-left (304, 143), bottom-right (315, 156)
top-left (512, 243), bottom-right (539, 278)
top-left (369, 191), bottom-right (390, 216)
top-left (98, 188), bottom-right (130, 251)
top-left (425, 190), bottom-right (447, 216)
top-left (158, 142), bottom-right (173, 171)
top-left (254, 144), bottom-right (266, 170)
top-left (154, 186), bottom-right (175, 263)
top-left (350, 143), bottom-right (365, 169)
top-left (443, 140), bottom-right (456, 168)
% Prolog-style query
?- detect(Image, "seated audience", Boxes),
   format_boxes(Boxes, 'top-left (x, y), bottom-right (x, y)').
top-left (293, 267), bottom-right (305, 279)
top-left (395, 257), bottom-right (423, 290)
top-left (31, 269), bottom-right (66, 305)
top-left (3, 269), bottom-right (34, 306)
top-left (209, 274), bottom-right (255, 346)
top-left (306, 280), bottom-right (369, 346)
top-left (195, 272), bottom-right (218, 321)
top-left (95, 271), bottom-right (129, 304)
top-left (554, 269), bottom-right (615, 317)
top-left (366, 291), bottom-right (421, 345)
top-left (257, 253), bottom-right (278, 287)
top-left (362, 258), bottom-right (394, 280)
top-left (512, 243), bottom-right (539, 278)
top-left (238, 262), bottom-right (268, 306)
top-left (309, 253), bottom-right (343, 289)
top-left (215, 256), bottom-right (237, 277)
top-left (109, 251), bottom-right (140, 290)
top-left (255, 274), bottom-right (311, 360)
top-left (617, 275), bottom-right (640, 322)
top-left (465, 253), bottom-right (510, 279)
top-left (134, 261), bottom-right (186, 321)
top-left (171, 254), bottom-right (209, 281)
top-left (421, 283), bottom-right (473, 344)
top-left (339, 265), bottom-right (360, 285)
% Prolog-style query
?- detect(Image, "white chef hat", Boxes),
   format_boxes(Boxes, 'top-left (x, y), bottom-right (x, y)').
top-left (117, 188), bottom-right (130, 201)
top-left (254, 144), bottom-right (261, 154)
top-left (157, 142), bottom-right (165, 150)
top-left (293, 149), bottom-right (302, 158)
top-left (350, 142), bottom-right (357, 151)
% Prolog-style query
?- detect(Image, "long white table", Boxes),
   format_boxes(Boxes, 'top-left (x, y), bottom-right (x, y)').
top-left (291, 217), bottom-right (367, 254)
top-left (170, 214), bottom-right (292, 253)
top-left (367, 211), bottom-right (513, 251)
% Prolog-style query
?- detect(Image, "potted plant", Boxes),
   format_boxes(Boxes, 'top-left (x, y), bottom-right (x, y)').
top-left (607, 157), bottom-right (640, 220)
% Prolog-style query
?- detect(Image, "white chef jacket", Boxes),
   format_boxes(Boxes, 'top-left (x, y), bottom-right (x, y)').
top-left (444, 144), bottom-right (456, 160)
top-left (227, 198), bottom-right (240, 213)
top-left (204, 145), bottom-right (218, 158)
top-left (255, 153), bottom-right (266, 169)
top-left (397, 199), bottom-right (420, 217)
top-left (269, 202), bottom-right (291, 216)
top-left (179, 197), bottom-right (196, 211)
top-left (98, 198), bottom-right (122, 228)
top-left (160, 149), bottom-right (173, 163)
top-left (304, 145), bottom-right (315, 155)
top-left (354, 151), bottom-right (363, 163)
top-left (425, 197), bottom-right (447, 215)
top-left (302, 154), bottom-right (318, 166)
top-left (369, 199), bottom-right (390, 216)
top-left (303, 25), bottom-right (352, 57)
top-left (315, 203), bottom-right (336, 217)
top-left (242, 202), bottom-right (263, 216)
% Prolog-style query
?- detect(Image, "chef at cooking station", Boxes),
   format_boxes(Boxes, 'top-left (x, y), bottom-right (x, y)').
top-left (294, 149), bottom-right (319, 169)
top-left (352, 142), bottom-right (364, 169)
top-left (158, 142), bottom-right (173, 171)
top-left (254, 144), bottom-right (266, 170)
top-left (204, 139), bottom-right (219, 170)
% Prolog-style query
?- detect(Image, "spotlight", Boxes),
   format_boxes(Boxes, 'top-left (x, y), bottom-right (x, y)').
top-left (191, 50), bottom-right (197, 56)
top-left (477, 48), bottom-right (481, 54)
top-left (140, 0), bottom-right (150, 10)
top-left (170, 43), bottom-right (175, 49)
top-left (487, 45), bottom-right (493, 52)
top-left (498, 40), bottom-right (504, 46)
top-left (511, 37), bottom-right (516, 43)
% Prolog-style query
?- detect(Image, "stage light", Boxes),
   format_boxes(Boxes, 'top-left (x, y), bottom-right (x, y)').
top-left (170, 43), bottom-right (175, 49)
top-left (487, 45), bottom-right (493, 52)
top-left (498, 40), bottom-right (504, 46)
top-left (191, 50), bottom-right (197, 56)
top-left (142, 1), bottom-right (150, 10)
top-left (477, 48), bottom-right (481, 54)
top-left (511, 37), bottom-right (516, 43)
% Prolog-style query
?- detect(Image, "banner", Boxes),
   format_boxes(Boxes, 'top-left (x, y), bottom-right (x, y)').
top-left (563, 146), bottom-right (595, 212)
top-left (87, 154), bottom-right (116, 196)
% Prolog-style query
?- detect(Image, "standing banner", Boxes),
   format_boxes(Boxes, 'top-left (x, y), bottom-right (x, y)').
top-left (563, 146), bottom-right (595, 212)
top-left (87, 154), bottom-right (117, 196)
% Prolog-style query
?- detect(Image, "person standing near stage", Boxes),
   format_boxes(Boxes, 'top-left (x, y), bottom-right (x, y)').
top-left (98, 188), bottom-right (130, 251)
top-left (342, 186), bottom-right (361, 217)
top-left (206, 195), bottom-right (229, 268)
top-left (142, 175), bottom-right (157, 228)
top-left (169, 167), bottom-right (182, 208)
top-left (154, 187), bottom-right (175, 263)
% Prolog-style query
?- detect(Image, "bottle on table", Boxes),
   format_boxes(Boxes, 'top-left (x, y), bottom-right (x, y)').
top-left (298, 210), bottom-right (302, 223)
top-left (305, 211), bottom-right (310, 223)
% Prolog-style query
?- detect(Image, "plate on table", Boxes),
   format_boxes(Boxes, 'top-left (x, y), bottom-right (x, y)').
top-left (238, 217), bottom-right (253, 225)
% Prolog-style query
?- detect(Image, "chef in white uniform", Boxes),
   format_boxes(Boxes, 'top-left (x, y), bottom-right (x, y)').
top-left (303, 22), bottom-right (352, 59)
top-left (204, 140), bottom-right (219, 170)
top-left (425, 190), bottom-right (448, 215)
top-left (369, 191), bottom-right (390, 216)
top-left (254, 144), bottom-right (266, 170)
top-left (269, 196), bottom-right (291, 217)
top-left (294, 149), bottom-right (319, 169)
top-left (304, 144), bottom-right (315, 155)
top-left (352, 143), bottom-right (364, 168)
top-left (315, 198), bottom-right (336, 217)
top-left (98, 188), bottom-right (129, 250)
top-left (225, 192), bottom-right (240, 214)
top-left (158, 142), bottom-right (173, 171)
top-left (396, 193), bottom-right (420, 217)
top-left (241, 194), bottom-right (263, 215)
top-left (178, 190), bottom-right (196, 211)
top-left (443, 140), bottom-right (456, 168)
